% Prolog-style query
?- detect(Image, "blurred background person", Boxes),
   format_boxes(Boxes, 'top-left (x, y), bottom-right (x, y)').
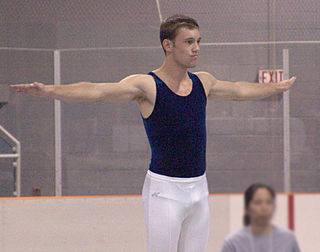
top-left (220, 183), bottom-right (300, 252)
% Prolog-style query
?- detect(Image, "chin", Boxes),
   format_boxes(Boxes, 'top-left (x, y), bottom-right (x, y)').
top-left (178, 60), bottom-right (197, 69)
top-left (187, 63), bottom-right (197, 68)
top-left (257, 218), bottom-right (272, 226)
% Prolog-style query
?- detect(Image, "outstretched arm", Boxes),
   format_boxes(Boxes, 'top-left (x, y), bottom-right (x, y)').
top-left (10, 74), bottom-right (148, 103)
top-left (196, 72), bottom-right (296, 101)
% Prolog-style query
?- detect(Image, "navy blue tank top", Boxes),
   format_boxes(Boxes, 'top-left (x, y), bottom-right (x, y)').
top-left (142, 71), bottom-right (207, 178)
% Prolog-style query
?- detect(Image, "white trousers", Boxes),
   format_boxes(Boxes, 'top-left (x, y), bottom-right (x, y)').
top-left (142, 170), bottom-right (210, 252)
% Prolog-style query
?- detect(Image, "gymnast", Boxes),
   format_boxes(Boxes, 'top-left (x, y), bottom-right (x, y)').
top-left (11, 14), bottom-right (295, 252)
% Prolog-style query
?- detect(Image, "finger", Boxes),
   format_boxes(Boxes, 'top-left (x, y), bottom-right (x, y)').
top-left (10, 85), bottom-right (23, 91)
top-left (287, 77), bottom-right (296, 86)
top-left (10, 84), bottom-right (30, 88)
top-left (30, 82), bottom-right (42, 89)
top-left (10, 84), bottom-right (34, 92)
top-left (10, 86), bottom-right (25, 92)
top-left (11, 83), bottom-right (37, 89)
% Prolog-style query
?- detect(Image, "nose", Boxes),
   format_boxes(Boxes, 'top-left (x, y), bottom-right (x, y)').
top-left (193, 42), bottom-right (200, 53)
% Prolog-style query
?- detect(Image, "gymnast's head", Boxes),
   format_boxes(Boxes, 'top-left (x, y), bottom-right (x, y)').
top-left (160, 15), bottom-right (201, 67)
top-left (243, 183), bottom-right (276, 227)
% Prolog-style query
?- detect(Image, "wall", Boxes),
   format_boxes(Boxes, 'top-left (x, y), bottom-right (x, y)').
top-left (0, 0), bottom-right (319, 196)
top-left (0, 194), bottom-right (319, 252)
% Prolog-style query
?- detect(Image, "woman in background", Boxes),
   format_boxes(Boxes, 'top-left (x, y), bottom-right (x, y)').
top-left (220, 183), bottom-right (301, 252)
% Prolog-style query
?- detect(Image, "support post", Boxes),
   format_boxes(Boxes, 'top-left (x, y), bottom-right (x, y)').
top-left (54, 50), bottom-right (62, 196)
top-left (283, 49), bottom-right (294, 231)
top-left (283, 49), bottom-right (290, 193)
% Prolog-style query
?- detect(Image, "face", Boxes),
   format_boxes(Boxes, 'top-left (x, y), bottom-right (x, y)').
top-left (164, 27), bottom-right (201, 68)
top-left (246, 188), bottom-right (275, 226)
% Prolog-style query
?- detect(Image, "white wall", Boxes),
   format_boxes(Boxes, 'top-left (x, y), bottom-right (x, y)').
top-left (0, 194), bottom-right (319, 252)
top-left (295, 194), bottom-right (320, 252)
top-left (0, 196), bottom-right (146, 252)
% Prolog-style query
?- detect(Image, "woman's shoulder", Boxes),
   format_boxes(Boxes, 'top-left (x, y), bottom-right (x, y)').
top-left (224, 226), bottom-right (296, 243)
top-left (273, 225), bottom-right (297, 239)
top-left (220, 227), bottom-right (250, 252)
top-left (224, 227), bottom-right (249, 243)
top-left (273, 226), bottom-right (301, 251)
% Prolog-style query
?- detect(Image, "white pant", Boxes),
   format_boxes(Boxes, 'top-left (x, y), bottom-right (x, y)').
top-left (142, 170), bottom-right (210, 252)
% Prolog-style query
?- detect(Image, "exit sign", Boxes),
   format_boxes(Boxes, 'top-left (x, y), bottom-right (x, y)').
top-left (259, 69), bottom-right (284, 83)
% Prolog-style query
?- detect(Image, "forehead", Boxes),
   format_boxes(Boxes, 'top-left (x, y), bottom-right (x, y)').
top-left (175, 27), bottom-right (200, 40)
top-left (252, 188), bottom-right (274, 199)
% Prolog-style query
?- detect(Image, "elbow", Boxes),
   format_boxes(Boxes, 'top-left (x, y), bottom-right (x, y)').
top-left (233, 83), bottom-right (249, 100)
top-left (233, 83), bottom-right (259, 101)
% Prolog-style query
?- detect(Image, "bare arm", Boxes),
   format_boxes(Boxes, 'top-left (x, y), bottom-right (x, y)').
top-left (10, 74), bottom-right (149, 103)
top-left (196, 71), bottom-right (296, 101)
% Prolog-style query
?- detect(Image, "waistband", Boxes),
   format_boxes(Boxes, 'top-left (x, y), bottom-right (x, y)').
top-left (147, 170), bottom-right (206, 183)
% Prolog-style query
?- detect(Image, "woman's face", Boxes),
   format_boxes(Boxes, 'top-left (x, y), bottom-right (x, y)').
top-left (246, 188), bottom-right (275, 226)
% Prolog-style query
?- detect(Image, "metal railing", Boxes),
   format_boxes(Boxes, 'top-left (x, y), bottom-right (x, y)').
top-left (0, 125), bottom-right (21, 197)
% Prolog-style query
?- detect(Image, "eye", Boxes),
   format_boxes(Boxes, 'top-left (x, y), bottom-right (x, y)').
top-left (186, 40), bottom-right (193, 45)
top-left (252, 199), bottom-right (263, 205)
top-left (266, 199), bottom-right (274, 205)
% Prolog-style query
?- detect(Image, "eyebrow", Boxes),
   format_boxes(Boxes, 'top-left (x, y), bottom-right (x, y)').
top-left (184, 37), bottom-right (202, 41)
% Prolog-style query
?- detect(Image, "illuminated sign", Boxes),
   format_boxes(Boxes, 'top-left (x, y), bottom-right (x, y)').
top-left (259, 69), bottom-right (284, 83)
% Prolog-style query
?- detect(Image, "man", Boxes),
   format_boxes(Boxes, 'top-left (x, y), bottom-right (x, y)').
top-left (11, 15), bottom-right (295, 252)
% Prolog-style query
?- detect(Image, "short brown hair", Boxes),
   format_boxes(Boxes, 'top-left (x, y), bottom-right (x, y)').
top-left (160, 14), bottom-right (199, 54)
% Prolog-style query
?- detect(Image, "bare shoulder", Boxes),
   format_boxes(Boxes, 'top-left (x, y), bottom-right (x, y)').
top-left (120, 74), bottom-right (156, 117)
top-left (194, 71), bottom-right (217, 83)
top-left (120, 73), bottom-right (154, 87)
top-left (119, 73), bottom-right (156, 104)
top-left (119, 73), bottom-right (155, 96)
top-left (194, 71), bottom-right (217, 96)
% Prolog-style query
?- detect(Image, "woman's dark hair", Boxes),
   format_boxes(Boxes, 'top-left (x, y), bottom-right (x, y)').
top-left (243, 183), bottom-right (276, 226)
top-left (160, 14), bottom-right (199, 54)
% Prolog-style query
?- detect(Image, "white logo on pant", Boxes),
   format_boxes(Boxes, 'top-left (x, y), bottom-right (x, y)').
top-left (152, 192), bottom-right (160, 197)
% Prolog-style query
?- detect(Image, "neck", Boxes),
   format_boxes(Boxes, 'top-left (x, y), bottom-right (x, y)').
top-left (250, 223), bottom-right (273, 236)
top-left (156, 57), bottom-right (189, 84)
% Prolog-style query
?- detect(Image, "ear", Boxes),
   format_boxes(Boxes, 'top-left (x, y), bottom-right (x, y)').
top-left (162, 39), bottom-right (174, 54)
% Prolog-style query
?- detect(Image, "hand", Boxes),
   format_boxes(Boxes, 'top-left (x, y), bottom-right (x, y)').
top-left (273, 77), bottom-right (296, 92)
top-left (10, 82), bottom-right (49, 97)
